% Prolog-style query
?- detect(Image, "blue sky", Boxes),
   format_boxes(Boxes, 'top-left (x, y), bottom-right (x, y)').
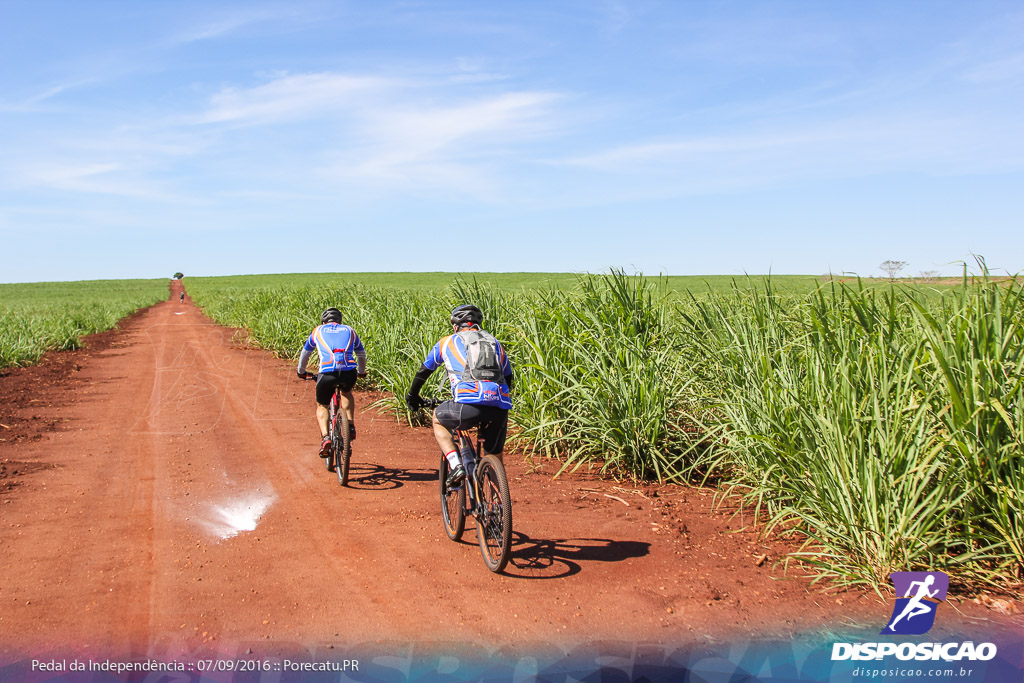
top-left (1, 1), bottom-right (1022, 282)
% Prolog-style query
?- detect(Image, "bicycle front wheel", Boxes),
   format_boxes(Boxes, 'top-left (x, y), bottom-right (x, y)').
top-left (439, 455), bottom-right (466, 541)
top-left (475, 455), bottom-right (512, 573)
top-left (334, 409), bottom-right (351, 486)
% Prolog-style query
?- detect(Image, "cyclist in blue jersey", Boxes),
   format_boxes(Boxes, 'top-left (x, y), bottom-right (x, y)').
top-left (406, 304), bottom-right (514, 487)
top-left (297, 307), bottom-right (367, 457)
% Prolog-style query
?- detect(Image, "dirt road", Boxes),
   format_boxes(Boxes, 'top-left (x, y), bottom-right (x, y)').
top-left (1, 282), bottom-right (1018, 660)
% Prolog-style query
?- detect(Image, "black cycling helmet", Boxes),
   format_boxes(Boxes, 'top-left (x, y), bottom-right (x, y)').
top-left (321, 307), bottom-right (343, 324)
top-left (450, 304), bottom-right (483, 328)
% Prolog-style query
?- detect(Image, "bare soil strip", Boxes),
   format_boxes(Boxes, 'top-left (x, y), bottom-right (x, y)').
top-left (1, 282), bottom-right (1018, 659)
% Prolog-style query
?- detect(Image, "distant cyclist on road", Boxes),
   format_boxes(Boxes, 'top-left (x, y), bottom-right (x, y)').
top-left (406, 304), bottom-right (513, 487)
top-left (179, 292), bottom-right (185, 303)
top-left (297, 308), bottom-right (367, 458)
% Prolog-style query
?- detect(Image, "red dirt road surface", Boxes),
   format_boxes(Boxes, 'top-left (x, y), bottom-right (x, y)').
top-left (1, 282), bottom-right (1020, 660)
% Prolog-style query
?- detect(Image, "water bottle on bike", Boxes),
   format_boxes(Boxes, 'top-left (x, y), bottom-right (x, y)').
top-left (460, 442), bottom-right (477, 482)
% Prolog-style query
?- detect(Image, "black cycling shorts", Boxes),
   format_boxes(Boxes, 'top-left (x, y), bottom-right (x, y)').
top-left (316, 370), bottom-right (357, 405)
top-left (434, 401), bottom-right (509, 455)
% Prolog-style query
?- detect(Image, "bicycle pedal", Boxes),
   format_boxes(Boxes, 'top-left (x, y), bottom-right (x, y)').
top-left (445, 464), bottom-right (466, 488)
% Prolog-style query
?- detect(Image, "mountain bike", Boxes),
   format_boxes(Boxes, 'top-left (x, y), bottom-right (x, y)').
top-left (421, 399), bottom-right (513, 573)
top-left (300, 373), bottom-right (351, 486)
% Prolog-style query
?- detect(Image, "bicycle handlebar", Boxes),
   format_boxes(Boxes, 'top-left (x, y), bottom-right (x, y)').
top-left (299, 371), bottom-right (367, 381)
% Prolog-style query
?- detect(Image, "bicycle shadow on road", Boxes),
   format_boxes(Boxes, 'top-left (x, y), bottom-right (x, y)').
top-left (503, 532), bottom-right (650, 580)
top-left (344, 463), bottom-right (436, 490)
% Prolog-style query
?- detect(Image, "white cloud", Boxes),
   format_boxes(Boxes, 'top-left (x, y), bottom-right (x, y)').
top-left (2, 65), bottom-right (567, 205)
top-left (563, 131), bottom-right (829, 170)
top-left (324, 89), bottom-right (561, 199)
top-left (14, 161), bottom-right (190, 201)
top-left (166, 6), bottom-right (313, 45)
top-left (562, 105), bottom-right (1024, 182)
top-left (537, 104), bottom-right (1024, 207)
top-left (0, 78), bottom-right (98, 112)
top-left (181, 70), bottom-right (563, 197)
top-left (447, 57), bottom-right (510, 84)
top-left (194, 73), bottom-right (394, 126)
top-left (357, 91), bottom-right (559, 168)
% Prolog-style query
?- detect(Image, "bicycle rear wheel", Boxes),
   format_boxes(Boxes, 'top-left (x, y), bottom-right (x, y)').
top-left (439, 455), bottom-right (466, 541)
top-left (325, 403), bottom-right (336, 473)
top-left (475, 455), bottom-right (512, 573)
top-left (335, 409), bottom-right (351, 486)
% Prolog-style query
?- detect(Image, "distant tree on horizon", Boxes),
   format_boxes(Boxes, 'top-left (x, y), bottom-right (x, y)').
top-left (879, 260), bottom-right (907, 280)
top-left (173, 272), bottom-right (184, 279)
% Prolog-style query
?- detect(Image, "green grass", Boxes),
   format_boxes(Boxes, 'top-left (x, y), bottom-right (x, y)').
top-left (682, 274), bottom-right (1024, 590)
top-left (187, 268), bottom-right (1023, 591)
top-left (188, 271), bottom-right (831, 296)
top-left (0, 278), bottom-right (169, 368)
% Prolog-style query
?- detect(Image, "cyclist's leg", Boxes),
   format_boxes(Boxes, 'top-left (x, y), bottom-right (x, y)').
top-left (314, 373), bottom-right (337, 437)
top-left (339, 391), bottom-right (354, 421)
top-left (335, 370), bottom-right (358, 421)
top-left (315, 403), bottom-right (329, 437)
top-left (479, 407), bottom-right (509, 463)
top-left (435, 402), bottom-right (484, 484)
top-left (431, 403), bottom-right (459, 455)
top-left (333, 370), bottom-right (358, 439)
top-left (314, 399), bottom-right (331, 457)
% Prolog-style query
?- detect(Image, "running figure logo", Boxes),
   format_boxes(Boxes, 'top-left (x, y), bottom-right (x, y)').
top-left (881, 571), bottom-right (949, 635)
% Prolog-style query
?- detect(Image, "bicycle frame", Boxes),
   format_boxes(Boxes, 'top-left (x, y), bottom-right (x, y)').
top-left (450, 428), bottom-right (484, 513)
top-left (329, 389), bottom-right (340, 426)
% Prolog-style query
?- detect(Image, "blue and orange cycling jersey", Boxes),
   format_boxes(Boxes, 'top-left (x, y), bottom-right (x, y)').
top-left (423, 333), bottom-right (512, 409)
top-left (302, 323), bottom-right (365, 373)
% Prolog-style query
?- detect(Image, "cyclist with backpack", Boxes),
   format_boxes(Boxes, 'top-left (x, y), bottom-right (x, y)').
top-left (406, 304), bottom-right (514, 487)
top-left (297, 307), bottom-right (367, 457)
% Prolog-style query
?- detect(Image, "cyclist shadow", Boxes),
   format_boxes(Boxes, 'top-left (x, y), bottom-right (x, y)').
top-left (345, 463), bottom-right (435, 490)
top-left (502, 532), bottom-right (650, 580)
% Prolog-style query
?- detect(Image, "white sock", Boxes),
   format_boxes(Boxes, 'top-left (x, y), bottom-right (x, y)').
top-left (445, 450), bottom-right (460, 468)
